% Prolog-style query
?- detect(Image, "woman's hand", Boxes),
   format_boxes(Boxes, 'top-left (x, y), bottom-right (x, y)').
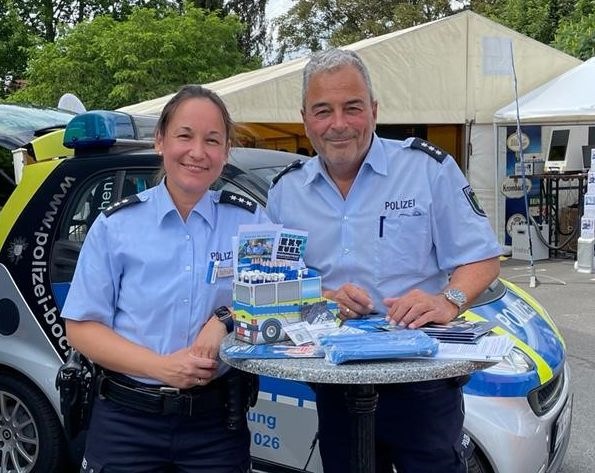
top-left (158, 347), bottom-right (219, 389)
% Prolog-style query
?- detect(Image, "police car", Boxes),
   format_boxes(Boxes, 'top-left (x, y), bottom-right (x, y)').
top-left (0, 109), bottom-right (571, 473)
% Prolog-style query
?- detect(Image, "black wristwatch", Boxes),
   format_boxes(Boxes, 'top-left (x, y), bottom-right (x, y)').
top-left (214, 306), bottom-right (234, 333)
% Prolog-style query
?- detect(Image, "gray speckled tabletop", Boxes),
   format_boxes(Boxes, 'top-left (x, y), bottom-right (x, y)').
top-left (220, 334), bottom-right (494, 385)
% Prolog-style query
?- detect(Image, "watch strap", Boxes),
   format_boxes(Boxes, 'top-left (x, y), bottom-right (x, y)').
top-left (214, 306), bottom-right (234, 333)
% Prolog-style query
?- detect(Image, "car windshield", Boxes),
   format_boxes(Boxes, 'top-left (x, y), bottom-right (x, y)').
top-left (0, 104), bottom-right (75, 150)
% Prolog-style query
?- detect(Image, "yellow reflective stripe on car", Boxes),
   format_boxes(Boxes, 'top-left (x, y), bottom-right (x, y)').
top-left (0, 160), bottom-right (62, 248)
top-left (463, 310), bottom-right (554, 384)
top-left (31, 129), bottom-right (72, 162)
top-left (500, 278), bottom-right (565, 349)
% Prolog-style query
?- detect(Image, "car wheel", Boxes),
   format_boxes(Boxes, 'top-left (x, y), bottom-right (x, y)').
top-left (261, 319), bottom-right (282, 343)
top-left (468, 449), bottom-right (493, 473)
top-left (0, 373), bottom-right (67, 473)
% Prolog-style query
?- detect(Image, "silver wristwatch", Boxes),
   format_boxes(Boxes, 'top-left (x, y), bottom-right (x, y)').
top-left (442, 288), bottom-right (468, 315)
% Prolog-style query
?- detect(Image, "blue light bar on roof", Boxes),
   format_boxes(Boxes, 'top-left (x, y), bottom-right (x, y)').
top-left (63, 110), bottom-right (136, 149)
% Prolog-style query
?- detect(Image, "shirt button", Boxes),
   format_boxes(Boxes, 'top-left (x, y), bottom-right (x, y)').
top-left (343, 248), bottom-right (350, 255)
top-left (183, 298), bottom-right (189, 304)
top-left (185, 235), bottom-right (190, 240)
top-left (185, 265), bottom-right (191, 271)
top-left (343, 216), bottom-right (349, 221)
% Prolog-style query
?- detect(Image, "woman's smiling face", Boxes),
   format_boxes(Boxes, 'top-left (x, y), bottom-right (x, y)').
top-left (156, 97), bottom-right (229, 207)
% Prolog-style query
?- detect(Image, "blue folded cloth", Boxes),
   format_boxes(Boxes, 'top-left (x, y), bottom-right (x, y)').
top-left (318, 330), bottom-right (439, 364)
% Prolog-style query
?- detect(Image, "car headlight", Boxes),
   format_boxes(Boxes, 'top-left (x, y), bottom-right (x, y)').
top-left (484, 347), bottom-right (534, 375)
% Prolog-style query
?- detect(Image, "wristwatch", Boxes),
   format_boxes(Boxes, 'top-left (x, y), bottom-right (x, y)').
top-left (442, 288), bottom-right (468, 316)
top-left (214, 306), bottom-right (234, 333)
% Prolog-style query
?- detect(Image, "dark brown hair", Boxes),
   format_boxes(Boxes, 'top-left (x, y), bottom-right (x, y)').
top-left (156, 84), bottom-right (235, 143)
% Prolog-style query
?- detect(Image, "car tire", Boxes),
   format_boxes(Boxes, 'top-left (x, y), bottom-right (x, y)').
top-left (261, 319), bottom-right (282, 343)
top-left (468, 449), bottom-right (493, 473)
top-left (0, 373), bottom-right (67, 473)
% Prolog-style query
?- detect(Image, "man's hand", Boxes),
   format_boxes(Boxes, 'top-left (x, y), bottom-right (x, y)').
top-left (324, 283), bottom-right (374, 320)
top-left (383, 289), bottom-right (458, 329)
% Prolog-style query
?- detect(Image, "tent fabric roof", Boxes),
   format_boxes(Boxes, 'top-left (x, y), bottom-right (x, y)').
top-left (120, 11), bottom-right (580, 125)
top-left (494, 57), bottom-right (595, 124)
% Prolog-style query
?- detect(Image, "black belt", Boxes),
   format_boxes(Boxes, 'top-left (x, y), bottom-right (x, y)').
top-left (98, 374), bottom-right (226, 416)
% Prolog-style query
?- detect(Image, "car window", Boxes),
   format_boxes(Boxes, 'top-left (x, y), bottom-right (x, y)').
top-left (51, 170), bottom-right (156, 282)
top-left (0, 104), bottom-right (75, 150)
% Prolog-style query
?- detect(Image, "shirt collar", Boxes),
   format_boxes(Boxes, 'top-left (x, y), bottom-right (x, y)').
top-left (154, 179), bottom-right (215, 228)
top-left (303, 134), bottom-right (387, 187)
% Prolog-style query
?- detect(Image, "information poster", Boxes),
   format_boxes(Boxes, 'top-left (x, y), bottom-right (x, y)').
top-left (502, 126), bottom-right (542, 245)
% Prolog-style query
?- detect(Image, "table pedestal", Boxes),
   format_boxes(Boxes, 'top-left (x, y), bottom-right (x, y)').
top-left (346, 384), bottom-right (378, 473)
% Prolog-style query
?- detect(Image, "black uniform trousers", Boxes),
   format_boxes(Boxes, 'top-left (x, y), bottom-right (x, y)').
top-left (314, 377), bottom-right (468, 473)
top-left (80, 380), bottom-right (250, 473)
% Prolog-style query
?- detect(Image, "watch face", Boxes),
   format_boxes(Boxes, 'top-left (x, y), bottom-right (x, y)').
top-left (445, 288), bottom-right (467, 307)
top-left (215, 306), bottom-right (231, 319)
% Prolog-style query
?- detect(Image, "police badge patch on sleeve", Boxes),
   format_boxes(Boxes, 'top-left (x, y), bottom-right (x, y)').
top-left (463, 185), bottom-right (487, 217)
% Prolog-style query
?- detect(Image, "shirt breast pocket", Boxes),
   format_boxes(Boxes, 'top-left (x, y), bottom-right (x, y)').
top-left (375, 212), bottom-right (432, 280)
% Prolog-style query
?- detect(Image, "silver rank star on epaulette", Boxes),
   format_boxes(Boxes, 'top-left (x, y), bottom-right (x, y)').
top-left (410, 138), bottom-right (447, 163)
top-left (219, 190), bottom-right (257, 213)
top-left (102, 194), bottom-right (142, 217)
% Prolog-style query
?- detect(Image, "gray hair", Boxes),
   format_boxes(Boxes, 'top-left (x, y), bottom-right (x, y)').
top-left (302, 49), bottom-right (374, 107)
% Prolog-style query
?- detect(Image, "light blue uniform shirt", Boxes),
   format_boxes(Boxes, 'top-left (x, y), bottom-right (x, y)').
top-left (267, 135), bottom-right (502, 313)
top-left (62, 180), bottom-right (269, 382)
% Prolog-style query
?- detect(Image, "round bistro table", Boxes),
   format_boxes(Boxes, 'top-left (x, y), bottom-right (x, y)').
top-left (220, 334), bottom-right (494, 473)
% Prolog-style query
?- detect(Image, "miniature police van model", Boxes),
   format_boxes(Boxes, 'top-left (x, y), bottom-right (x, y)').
top-left (0, 108), bottom-right (572, 473)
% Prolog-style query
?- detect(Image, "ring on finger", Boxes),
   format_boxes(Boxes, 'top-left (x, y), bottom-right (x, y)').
top-left (196, 377), bottom-right (202, 384)
top-left (344, 306), bottom-right (350, 314)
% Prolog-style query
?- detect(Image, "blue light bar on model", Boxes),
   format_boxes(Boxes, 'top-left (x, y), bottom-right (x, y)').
top-left (63, 111), bottom-right (136, 149)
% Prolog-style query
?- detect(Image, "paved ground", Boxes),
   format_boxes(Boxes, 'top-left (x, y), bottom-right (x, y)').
top-left (500, 256), bottom-right (595, 473)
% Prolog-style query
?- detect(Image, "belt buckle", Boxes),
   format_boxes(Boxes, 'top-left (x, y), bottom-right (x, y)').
top-left (159, 387), bottom-right (193, 416)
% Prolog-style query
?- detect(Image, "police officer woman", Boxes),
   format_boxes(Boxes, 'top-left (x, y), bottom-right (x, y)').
top-left (62, 85), bottom-right (268, 472)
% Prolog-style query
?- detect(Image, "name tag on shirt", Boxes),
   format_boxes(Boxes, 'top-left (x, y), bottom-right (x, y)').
top-left (206, 260), bottom-right (233, 283)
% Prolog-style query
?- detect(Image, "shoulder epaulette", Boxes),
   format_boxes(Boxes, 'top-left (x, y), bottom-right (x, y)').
top-left (271, 159), bottom-right (305, 187)
top-left (103, 195), bottom-right (141, 217)
top-left (219, 191), bottom-right (257, 214)
top-left (409, 138), bottom-right (447, 163)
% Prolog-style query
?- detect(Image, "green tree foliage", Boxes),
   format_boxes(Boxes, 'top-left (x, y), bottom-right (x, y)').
top-left (273, 0), bottom-right (453, 61)
top-left (224, 0), bottom-right (268, 60)
top-left (0, 0), bottom-right (40, 96)
top-left (8, 5), bottom-right (258, 109)
top-left (552, 0), bottom-right (595, 59)
top-left (468, 0), bottom-right (577, 45)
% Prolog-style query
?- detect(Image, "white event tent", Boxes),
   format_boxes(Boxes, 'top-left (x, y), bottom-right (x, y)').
top-left (120, 11), bottom-right (581, 235)
top-left (493, 58), bottom-right (595, 244)
top-left (494, 57), bottom-right (595, 124)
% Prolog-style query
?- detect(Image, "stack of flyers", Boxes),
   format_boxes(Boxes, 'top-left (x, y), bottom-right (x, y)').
top-left (418, 319), bottom-right (497, 344)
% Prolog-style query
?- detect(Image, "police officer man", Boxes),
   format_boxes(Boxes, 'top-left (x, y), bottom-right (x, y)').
top-left (62, 85), bottom-right (267, 472)
top-left (267, 49), bottom-right (501, 473)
